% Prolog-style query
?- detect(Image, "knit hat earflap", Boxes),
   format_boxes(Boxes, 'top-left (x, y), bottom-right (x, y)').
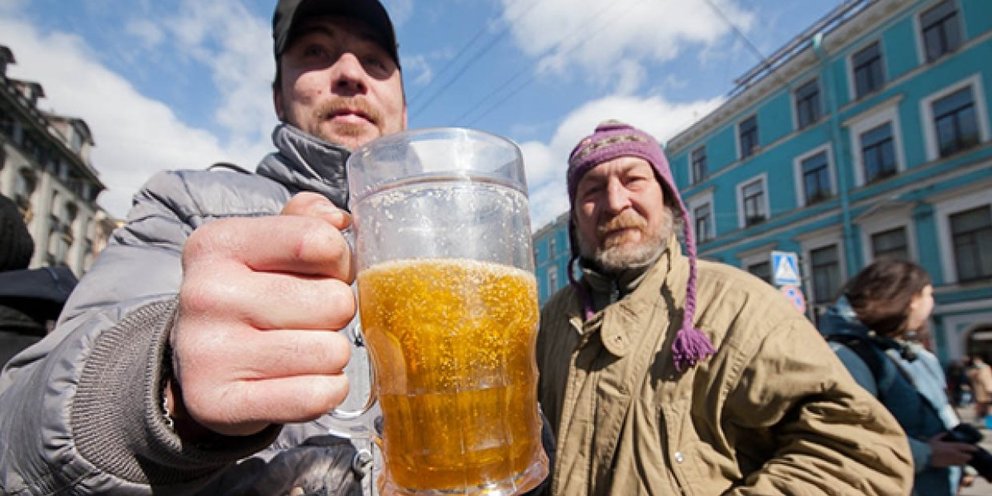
top-left (565, 120), bottom-right (714, 371)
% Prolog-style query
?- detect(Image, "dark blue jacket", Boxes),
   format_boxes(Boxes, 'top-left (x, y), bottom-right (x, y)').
top-left (820, 296), bottom-right (954, 496)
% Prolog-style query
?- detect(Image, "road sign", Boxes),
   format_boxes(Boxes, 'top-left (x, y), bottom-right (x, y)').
top-left (771, 251), bottom-right (801, 286)
top-left (780, 285), bottom-right (806, 315)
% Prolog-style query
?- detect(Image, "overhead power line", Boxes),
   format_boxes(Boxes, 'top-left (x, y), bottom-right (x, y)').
top-left (455, 0), bottom-right (647, 127)
top-left (409, 2), bottom-right (539, 120)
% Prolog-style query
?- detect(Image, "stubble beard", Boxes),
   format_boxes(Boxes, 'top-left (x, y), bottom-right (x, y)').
top-left (310, 97), bottom-right (383, 147)
top-left (579, 208), bottom-right (675, 274)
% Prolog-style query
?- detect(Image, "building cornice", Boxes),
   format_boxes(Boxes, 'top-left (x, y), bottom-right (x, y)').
top-left (668, 0), bottom-right (911, 153)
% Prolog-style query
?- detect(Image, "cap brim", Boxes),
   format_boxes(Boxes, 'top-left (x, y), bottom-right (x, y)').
top-left (274, 0), bottom-right (399, 67)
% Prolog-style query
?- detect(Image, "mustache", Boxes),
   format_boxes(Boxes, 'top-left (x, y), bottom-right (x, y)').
top-left (598, 212), bottom-right (646, 236)
top-left (312, 97), bottom-right (382, 126)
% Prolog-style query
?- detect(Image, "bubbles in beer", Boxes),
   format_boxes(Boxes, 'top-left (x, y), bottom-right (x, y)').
top-left (357, 258), bottom-right (543, 492)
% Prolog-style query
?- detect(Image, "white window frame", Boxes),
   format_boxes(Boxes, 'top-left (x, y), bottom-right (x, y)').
top-left (942, 312), bottom-right (992, 361)
top-left (845, 98), bottom-right (906, 187)
top-left (792, 76), bottom-right (822, 130)
top-left (913, 0), bottom-right (965, 65)
top-left (736, 173), bottom-right (769, 228)
top-left (737, 242), bottom-right (777, 283)
top-left (690, 145), bottom-right (707, 184)
top-left (547, 264), bottom-right (559, 294)
top-left (919, 73), bottom-right (990, 161)
top-left (934, 187), bottom-right (992, 285)
top-left (797, 227), bottom-right (847, 307)
top-left (686, 189), bottom-right (715, 242)
top-left (847, 38), bottom-right (887, 101)
top-left (792, 143), bottom-right (836, 207)
top-left (857, 204), bottom-right (917, 264)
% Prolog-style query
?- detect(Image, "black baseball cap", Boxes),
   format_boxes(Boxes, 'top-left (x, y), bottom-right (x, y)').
top-left (272, 0), bottom-right (400, 67)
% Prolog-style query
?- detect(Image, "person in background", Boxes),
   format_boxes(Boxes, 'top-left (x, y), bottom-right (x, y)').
top-left (966, 355), bottom-right (992, 421)
top-left (820, 259), bottom-right (976, 495)
top-left (536, 120), bottom-right (913, 496)
top-left (1, 1), bottom-right (555, 495)
top-left (947, 358), bottom-right (972, 408)
top-left (0, 194), bottom-right (78, 367)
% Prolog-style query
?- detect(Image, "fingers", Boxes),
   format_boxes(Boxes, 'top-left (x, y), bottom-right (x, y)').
top-left (281, 191), bottom-right (352, 231)
top-left (184, 215), bottom-right (354, 281)
top-left (183, 374), bottom-right (351, 437)
top-left (172, 192), bottom-right (360, 436)
top-left (173, 320), bottom-right (355, 436)
top-left (181, 269), bottom-right (356, 331)
top-left (179, 326), bottom-right (353, 383)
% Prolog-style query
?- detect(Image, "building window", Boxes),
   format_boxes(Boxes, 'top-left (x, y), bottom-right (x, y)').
top-left (800, 151), bottom-right (831, 204)
top-left (741, 178), bottom-right (766, 226)
top-left (47, 227), bottom-right (69, 267)
top-left (547, 266), bottom-right (559, 294)
top-left (950, 206), bottom-right (992, 282)
top-left (691, 146), bottom-right (708, 184)
top-left (0, 107), bottom-right (14, 138)
top-left (64, 202), bottom-right (79, 245)
top-left (860, 122), bottom-right (897, 183)
top-left (932, 86), bottom-right (980, 157)
top-left (739, 115), bottom-right (759, 159)
top-left (693, 203), bottom-right (713, 242)
top-left (852, 42), bottom-right (884, 99)
top-left (920, 0), bottom-right (961, 62)
top-left (548, 237), bottom-right (557, 258)
top-left (811, 245), bottom-right (841, 304)
top-left (14, 168), bottom-right (36, 211)
top-left (871, 227), bottom-right (909, 260)
top-left (794, 79), bottom-right (822, 129)
top-left (747, 261), bottom-right (771, 284)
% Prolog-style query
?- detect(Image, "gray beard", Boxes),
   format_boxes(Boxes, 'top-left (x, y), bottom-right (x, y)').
top-left (579, 208), bottom-right (675, 274)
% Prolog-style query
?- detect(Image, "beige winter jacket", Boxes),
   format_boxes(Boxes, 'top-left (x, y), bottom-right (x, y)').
top-left (537, 239), bottom-right (913, 495)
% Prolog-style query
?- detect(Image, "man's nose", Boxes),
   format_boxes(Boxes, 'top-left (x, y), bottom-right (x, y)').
top-left (604, 180), bottom-right (631, 213)
top-left (330, 52), bottom-right (368, 95)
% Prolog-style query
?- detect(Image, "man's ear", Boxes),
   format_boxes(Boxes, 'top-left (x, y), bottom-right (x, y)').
top-left (273, 84), bottom-right (285, 121)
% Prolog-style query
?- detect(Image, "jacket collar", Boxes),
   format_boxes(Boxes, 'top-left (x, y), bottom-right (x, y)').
top-left (572, 237), bottom-right (687, 357)
top-left (819, 295), bottom-right (871, 338)
top-left (256, 123), bottom-right (353, 209)
top-left (580, 253), bottom-right (659, 313)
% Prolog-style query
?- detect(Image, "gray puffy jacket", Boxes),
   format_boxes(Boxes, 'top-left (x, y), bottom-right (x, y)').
top-left (0, 124), bottom-right (375, 495)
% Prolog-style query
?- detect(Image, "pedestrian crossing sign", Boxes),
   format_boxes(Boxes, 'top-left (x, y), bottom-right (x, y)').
top-left (771, 251), bottom-right (801, 286)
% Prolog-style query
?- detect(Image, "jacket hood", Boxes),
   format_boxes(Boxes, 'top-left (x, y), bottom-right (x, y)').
top-left (256, 123), bottom-right (353, 209)
top-left (819, 295), bottom-right (870, 339)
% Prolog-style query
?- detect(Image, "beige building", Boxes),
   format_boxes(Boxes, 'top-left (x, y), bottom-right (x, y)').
top-left (0, 45), bottom-right (117, 275)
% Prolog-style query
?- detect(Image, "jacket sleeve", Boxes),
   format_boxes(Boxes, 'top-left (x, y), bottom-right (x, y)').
top-left (0, 171), bottom-right (279, 495)
top-left (724, 319), bottom-right (914, 496)
top-left (832, 345), bottom-right (933, 473)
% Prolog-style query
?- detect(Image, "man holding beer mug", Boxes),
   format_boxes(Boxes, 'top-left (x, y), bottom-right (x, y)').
top-left (536, 121), bottom-right (914, 495)
top-left (0, 1), bottom-right (551, 494)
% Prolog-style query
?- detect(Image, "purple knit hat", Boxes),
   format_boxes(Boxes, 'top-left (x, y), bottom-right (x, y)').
top-left (566, 120), bottom-right (715, 371)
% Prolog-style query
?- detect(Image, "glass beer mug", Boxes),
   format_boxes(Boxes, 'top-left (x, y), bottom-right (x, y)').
top-left (333, 128), bottom-right (548, 495)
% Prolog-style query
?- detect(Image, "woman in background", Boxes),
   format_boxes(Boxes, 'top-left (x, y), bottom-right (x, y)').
top-left (820, 259), bottom-right (976, 496)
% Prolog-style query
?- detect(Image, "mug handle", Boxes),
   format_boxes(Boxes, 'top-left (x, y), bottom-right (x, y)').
top-left (324, 321), bottom-right (383, 439)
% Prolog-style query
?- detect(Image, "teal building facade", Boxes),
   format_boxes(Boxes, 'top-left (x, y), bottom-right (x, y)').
top-left (533, 212), bottom-right (571, 304)
top-left (533, 0), bottom-right (992, 363)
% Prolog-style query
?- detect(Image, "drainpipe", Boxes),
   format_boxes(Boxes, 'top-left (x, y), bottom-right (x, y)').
top-left (813, 32), bottom-right (858, 273)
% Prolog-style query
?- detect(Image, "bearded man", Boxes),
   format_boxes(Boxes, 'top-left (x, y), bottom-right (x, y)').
top-left (536, 120), bottom-right (914, 495)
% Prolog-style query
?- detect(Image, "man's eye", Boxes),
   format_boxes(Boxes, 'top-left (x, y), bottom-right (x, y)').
top-left (303, 45), bottom-right (328, 58)
top-left (363, 55), bottom-right (389, 73)
top-left (580, 186), bottom-right (602, 199)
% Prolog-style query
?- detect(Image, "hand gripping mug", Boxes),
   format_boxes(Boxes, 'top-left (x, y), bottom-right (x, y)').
top-left (329, 128), bottom-right (548, 495)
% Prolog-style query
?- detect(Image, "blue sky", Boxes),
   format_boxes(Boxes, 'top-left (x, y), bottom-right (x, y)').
top-left (0, 0), bottom-right (844, 228)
